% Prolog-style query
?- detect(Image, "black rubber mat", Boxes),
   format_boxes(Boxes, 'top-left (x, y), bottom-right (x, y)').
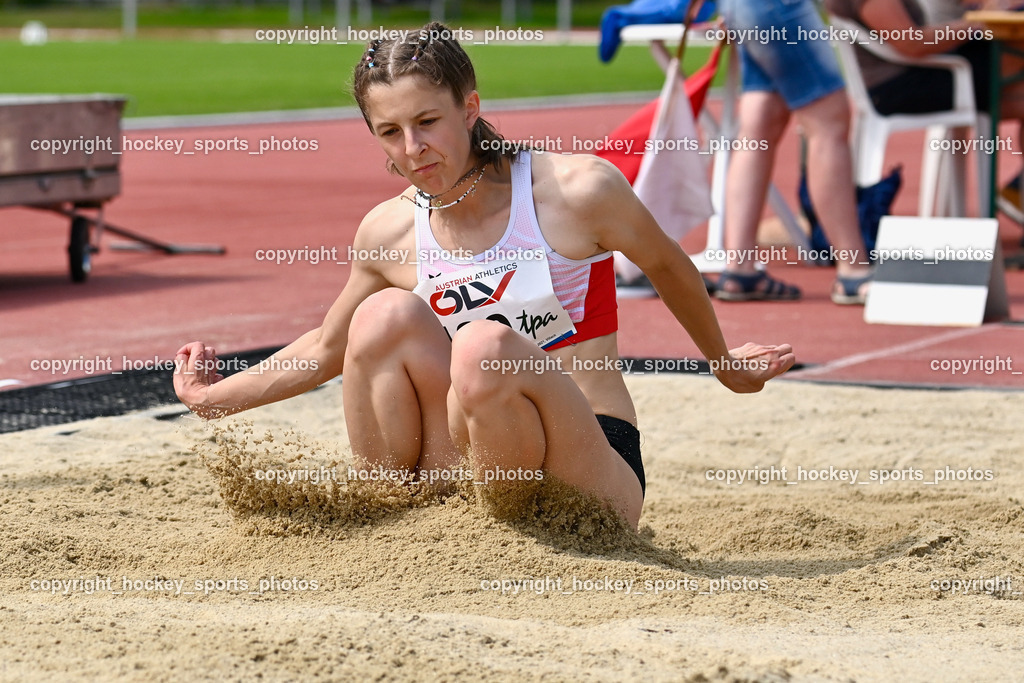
top-left (0, 352), bottom-right (809, 434)
top-left (0, 347), bottom-right (281, 434)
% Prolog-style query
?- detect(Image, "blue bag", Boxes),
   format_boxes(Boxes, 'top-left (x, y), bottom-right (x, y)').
top-left (799, 166), bottom-right (902, 263)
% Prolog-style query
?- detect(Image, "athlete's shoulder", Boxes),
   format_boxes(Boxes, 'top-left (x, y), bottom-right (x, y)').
top-left (531, 150), bottom-right (627, 185)
top-left (354, 191), bottom-right (415, 250)
top-left (530, 151), bottom-right (636, 217)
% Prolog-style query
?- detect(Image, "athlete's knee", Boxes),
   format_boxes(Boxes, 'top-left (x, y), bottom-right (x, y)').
top-left (347, 288), bottom-right (434, 359)
top-left (449, 320), bottom-right (523, 406)
top-left (451, 319), bottom-right (520, 366)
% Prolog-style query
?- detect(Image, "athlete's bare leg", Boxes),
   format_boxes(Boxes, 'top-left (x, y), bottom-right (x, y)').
top-left (343, 289), bottom-right (461, 475)
top-left (446, 320), bottom-right (644, 529)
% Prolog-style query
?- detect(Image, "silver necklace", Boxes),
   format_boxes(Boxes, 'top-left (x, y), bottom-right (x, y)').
top-left (407, 165), bottom-right (487, 211)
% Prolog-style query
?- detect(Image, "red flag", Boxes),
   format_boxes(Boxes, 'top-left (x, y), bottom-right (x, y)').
top-left (597, 43), bottom-right (722, 185)
top-left (632, 55), bottom-right (715, 241)
top-left (602, 44), bottom-right (721, 283)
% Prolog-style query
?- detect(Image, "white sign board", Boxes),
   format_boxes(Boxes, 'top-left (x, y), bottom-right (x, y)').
top-left (865, 216), bottom-right (1007, 326)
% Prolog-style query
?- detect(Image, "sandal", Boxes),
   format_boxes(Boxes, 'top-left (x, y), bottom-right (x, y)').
top-left (715, 271), bottom-right (801, 302)
top-left (831, 273), bottom-right (872, 305)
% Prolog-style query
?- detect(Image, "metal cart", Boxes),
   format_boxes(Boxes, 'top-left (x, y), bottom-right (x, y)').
top-left (0, 94), bottom-right (223, 282)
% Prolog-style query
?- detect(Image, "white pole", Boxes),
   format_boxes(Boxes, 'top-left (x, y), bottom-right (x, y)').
top-left (336, 0), bottom-right (350, 30)
top-left (557, 0), bottom-right (571, 35)
top-left (357, 0), bottom-right (372, 25)
top-left (501, 0), bottom-right (515, 26)
top-left (430, 0), bottom-right (445, 23)
top-left (122, 0), bottom-right (137, 39)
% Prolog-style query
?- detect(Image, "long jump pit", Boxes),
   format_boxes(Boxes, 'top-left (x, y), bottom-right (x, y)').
top-left (2, 369), bottom-right (1023, 680)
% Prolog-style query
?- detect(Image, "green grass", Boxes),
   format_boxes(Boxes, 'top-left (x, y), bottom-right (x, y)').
top-left (2, 40), bottom-right (721, 118)
top-left (0, 6), bottom-right (287, 29)
top-left (0, 1), bottom-right (612, 29)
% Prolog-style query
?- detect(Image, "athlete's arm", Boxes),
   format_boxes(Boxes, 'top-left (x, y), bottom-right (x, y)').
top-left (558, 155), bottom-right (795, 393)
top-left (172, 206), bottom-right (396, 418)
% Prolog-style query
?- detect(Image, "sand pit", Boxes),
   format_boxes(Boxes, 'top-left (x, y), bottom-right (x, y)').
top-left (2, 374), bottom-right (1023, 681)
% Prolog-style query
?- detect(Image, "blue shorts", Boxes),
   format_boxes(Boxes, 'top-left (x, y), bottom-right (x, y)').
top-left (720, 0), bottom-right (846, 109)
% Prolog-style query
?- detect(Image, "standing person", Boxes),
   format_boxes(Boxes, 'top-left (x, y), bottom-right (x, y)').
top-left (173, 23), bottom-right (796, 531)
top-left (716, 0), bottom-right (874, 304)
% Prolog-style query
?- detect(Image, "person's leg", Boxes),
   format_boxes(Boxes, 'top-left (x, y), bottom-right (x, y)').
top-left (792, 91), bottom-right (872, 292)
top-left (446, 320), bottom-right (644, 528)
top-left (343, 288), bottom-right (462, 475)
top-left (722, 90), bottom-right (790, 277)
top-left (717, 90), bottom-right (801, 299)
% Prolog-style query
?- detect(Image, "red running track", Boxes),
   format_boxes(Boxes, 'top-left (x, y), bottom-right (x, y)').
top-left (2, 99), bottom-right (1022, 390)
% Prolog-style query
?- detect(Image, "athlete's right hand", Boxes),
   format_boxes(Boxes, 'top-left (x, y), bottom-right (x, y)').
top-left (173, 341), bottom-right (224, 418)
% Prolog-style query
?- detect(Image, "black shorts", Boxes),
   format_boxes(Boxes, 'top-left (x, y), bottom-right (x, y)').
top-left (596, 414), bottom-right (645, 497)
top-left (869, 41), bottom-right (992, 115)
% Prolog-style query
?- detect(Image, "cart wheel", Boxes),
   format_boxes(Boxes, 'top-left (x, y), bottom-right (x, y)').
top-left (68, 216), bottom-right (91, 283)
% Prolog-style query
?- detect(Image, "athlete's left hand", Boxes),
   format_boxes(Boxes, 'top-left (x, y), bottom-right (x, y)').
top-left (713, 342), bottom-right (796, 394)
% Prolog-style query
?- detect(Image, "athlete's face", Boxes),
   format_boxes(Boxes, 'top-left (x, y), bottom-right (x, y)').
top-left (364, 75), bottom-right (480, 193)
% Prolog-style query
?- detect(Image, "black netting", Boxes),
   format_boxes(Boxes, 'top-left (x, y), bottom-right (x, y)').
top-left (0, 347), bottom-right (281, 434)
top-left (0, 354), bottom-right (806, 434)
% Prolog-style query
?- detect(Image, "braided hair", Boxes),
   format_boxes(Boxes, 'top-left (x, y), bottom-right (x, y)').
top-left (352, 22), bottom-right (514, 174)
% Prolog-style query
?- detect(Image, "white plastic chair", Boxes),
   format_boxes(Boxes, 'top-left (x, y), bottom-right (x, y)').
top-left (830, 15), bottom-right (990, 218)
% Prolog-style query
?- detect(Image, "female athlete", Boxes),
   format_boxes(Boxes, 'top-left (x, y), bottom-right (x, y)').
top-left (174, 23), bottom-right (795, 529)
